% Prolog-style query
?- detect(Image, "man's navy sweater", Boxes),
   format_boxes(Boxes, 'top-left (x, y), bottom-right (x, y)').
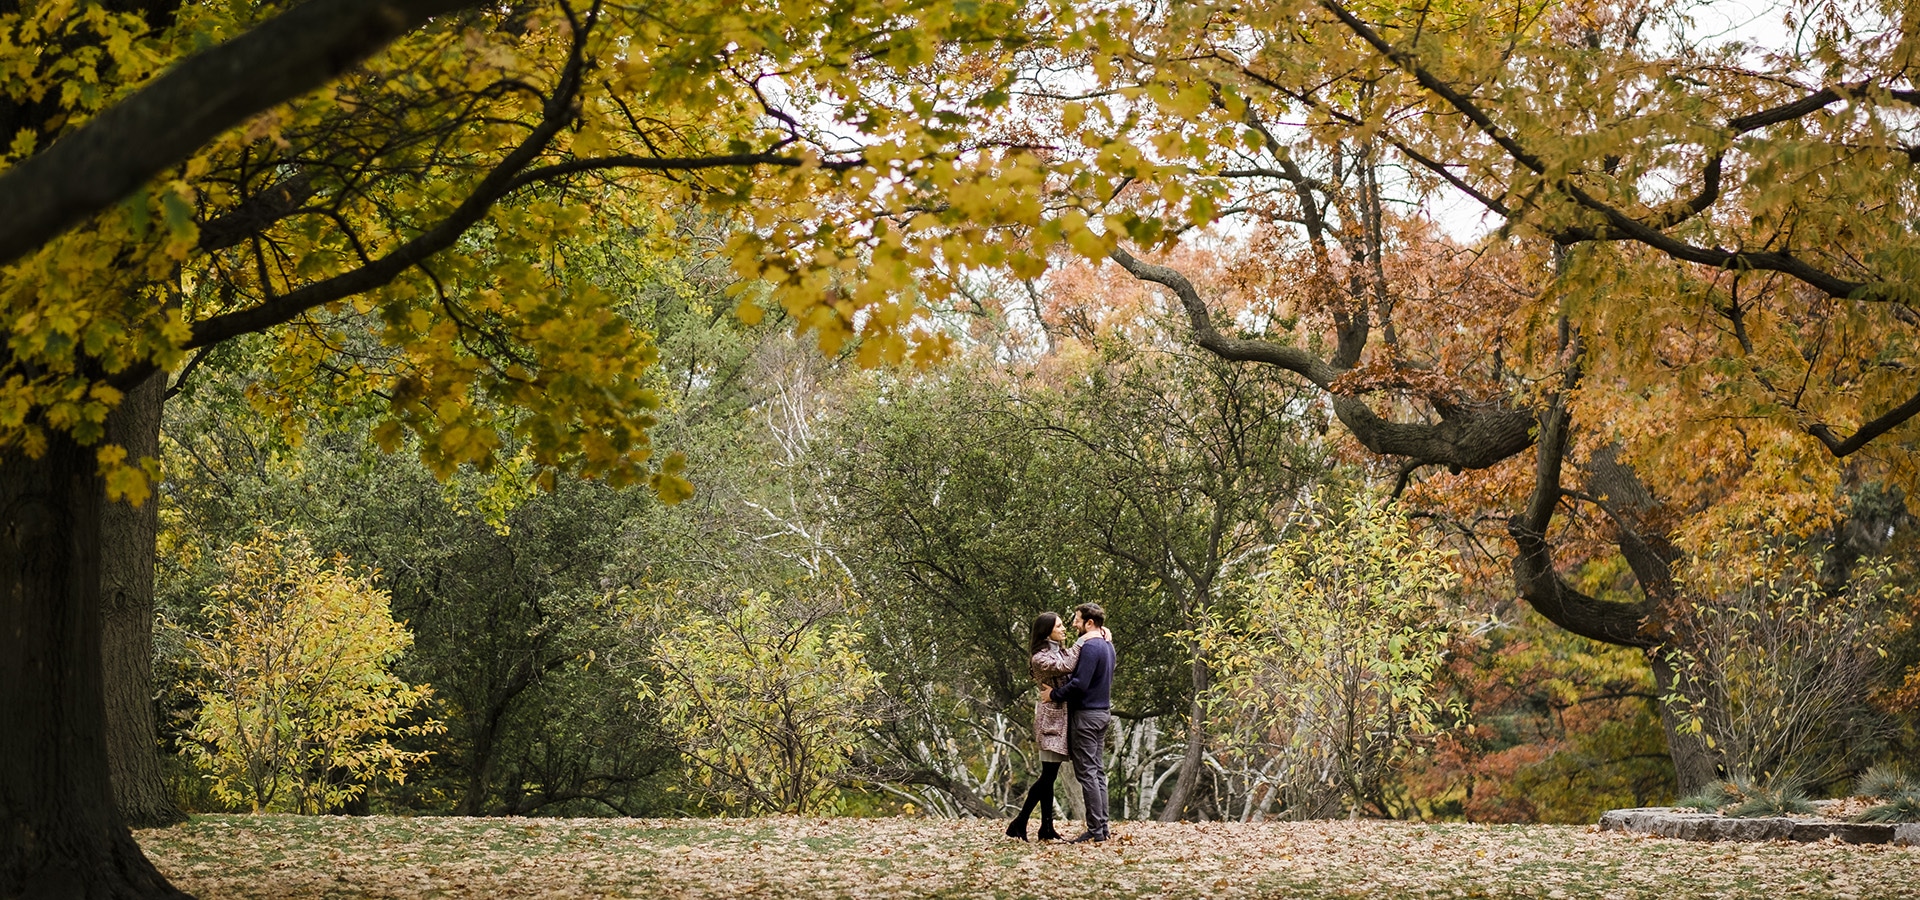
top-left (1052, 636), bottom-right (1113, 710)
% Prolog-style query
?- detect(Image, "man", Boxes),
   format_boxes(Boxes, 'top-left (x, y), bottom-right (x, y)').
top-left (1045, 602), bottom-right (1114, 843)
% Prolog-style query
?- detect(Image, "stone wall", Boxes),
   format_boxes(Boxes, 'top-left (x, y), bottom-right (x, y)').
top-left (1599, 808), bottom-right (1920, 845)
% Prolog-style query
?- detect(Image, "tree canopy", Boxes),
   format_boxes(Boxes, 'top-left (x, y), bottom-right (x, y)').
top-left (6, 0), bottom-right (1920, 895)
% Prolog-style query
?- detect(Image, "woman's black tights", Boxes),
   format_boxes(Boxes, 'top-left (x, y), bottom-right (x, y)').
top-left (1006, 761), bottom-right (1062, 840)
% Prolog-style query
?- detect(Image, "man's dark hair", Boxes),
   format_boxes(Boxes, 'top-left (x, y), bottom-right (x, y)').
top-left (1029, 612), bottom-right (1061, 654)
top-left (1074, 603), bottom-right (1106, 628)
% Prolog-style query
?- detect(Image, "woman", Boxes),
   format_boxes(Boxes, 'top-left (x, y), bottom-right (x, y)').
top-left (1007, 611), bottom-right (1076, 841)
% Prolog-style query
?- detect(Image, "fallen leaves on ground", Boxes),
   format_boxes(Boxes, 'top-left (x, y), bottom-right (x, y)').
top-left (1813, 798), bottom-right (1885, 821)
top-left (136, 814), bottom-right (1920, 899)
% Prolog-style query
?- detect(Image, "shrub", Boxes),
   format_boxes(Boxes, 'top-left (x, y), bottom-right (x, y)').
top-left (1663, 540), bottom-right (1896, 788)
top-left (1673, 777), bottom-right (1818, 818)
top-left (173, 529), bottom-right (441, 813)
top-left (1674, 782), bottom-right (1733, 812)
top-left (1855, 764), bottom-right (1914, 801)
top-left (641, 585), bottom-right (879, 814)
top-left (1195, 491), bottom-right (1461, 819)
top-left (1854, 792), bottom-right (1920, 823)
top-left (1725, 784), bottom-right (1816, 818)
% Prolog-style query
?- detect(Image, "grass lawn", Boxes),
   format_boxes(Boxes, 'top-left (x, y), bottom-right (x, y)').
top-left (137, 814), bottom-right (1920, 899)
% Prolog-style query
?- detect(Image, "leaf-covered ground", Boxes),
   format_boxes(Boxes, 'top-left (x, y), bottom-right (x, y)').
top-left (137, 815), bottom-right (1920, 899)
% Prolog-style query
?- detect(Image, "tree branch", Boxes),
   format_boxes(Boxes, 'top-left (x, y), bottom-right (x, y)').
top-left (199, 170), bottom-right (319, 252)
top-left (115, 25), bottom-right (831, 387)
top-left (1808, 386), bottom-right (1920, 457)
top-left (1727, 85), bottom-right (1851, 133)
top-left (1110, 246), bottom-right (1538, 471)
top-left (1107, 247), bottom-right (1340, 386)
top-left (507, 149), bottom-right (863, 191)
top-left (1319, 0), bottom-right (1874, 299)
top-left (1507, 395), bottom-right (1656, 648)
top-left (0, 0), bottom-right (486, 266)
top-left (1327, 394), bottom-right (1537, 470)
top-left (162, 345), bottom-right (217, 401)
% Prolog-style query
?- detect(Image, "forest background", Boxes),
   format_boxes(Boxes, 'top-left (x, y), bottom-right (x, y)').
top-left (145, 209), bottom-right (1920, 827)
top-left (6, 0), bottom-right (1920, 894)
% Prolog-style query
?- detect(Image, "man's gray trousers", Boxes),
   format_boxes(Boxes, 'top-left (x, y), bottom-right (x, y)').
top-left (1067, 708), bottom-right (1111, 836)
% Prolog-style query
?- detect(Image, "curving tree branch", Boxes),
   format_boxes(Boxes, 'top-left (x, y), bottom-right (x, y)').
top-left (1108, 247), bottom-right (1340, 386)
top-left (1808, 387), bottom-right (1920, 458)
top-left (1318, 0), bottom-right (1874, 300)
top-left (1107, 246), bottom-right (1537, 472)
top-left (0, 0), bottom-right (491, 267)
top-left (1507, 394), bottom-right (1657, 648)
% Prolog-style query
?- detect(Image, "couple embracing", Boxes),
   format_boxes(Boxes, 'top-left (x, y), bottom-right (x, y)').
top-left (1007, 603), bottom-right (1114, 844)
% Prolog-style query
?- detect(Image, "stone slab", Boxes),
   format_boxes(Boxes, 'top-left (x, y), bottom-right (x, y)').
top-left (1599, 807), bottom-right (1918, 845)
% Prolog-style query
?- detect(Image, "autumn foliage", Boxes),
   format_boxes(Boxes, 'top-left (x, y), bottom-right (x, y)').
top-left (640, 587), bottom-right (880, 815)
top-left (1196, 492), bottom-right (1461, 820)
top-left (9, 11), bottom-right (1920, 900)
top-left (170, 529), bottom-right (441, 813)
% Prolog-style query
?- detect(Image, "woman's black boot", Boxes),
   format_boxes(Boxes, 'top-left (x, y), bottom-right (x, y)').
top-left (1036, 795), bottom-right (1061, 841)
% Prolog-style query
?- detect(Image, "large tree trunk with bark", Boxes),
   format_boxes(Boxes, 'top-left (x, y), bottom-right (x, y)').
top-left (1156, 655), bottom-right (1210, 821)
top-left (1507, 401), bottom-right (1721, 794)
top-left (102, 372), bottom-right (187, 829)
top-left (1, 428), bottom-right (192, 898)
top-left (1647, 650), bottom-right (1718, 795)
top-left (457, 722), bottom-right (499, 817)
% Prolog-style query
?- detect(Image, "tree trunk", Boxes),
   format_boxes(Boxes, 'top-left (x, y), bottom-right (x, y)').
top-left (1060, 757), bottom-right (1085, 823)
top-left (457, 722), bottom-right (497, 817)
top-left (1505, 396), bottom-right (1730, 795)
top-left (1155, 655), bottom-right (1209, 822)
top-left (845, 753), bottom-right (1001, 818)
top-left (1647, 648), bottom-right (1718, 796)
top-left (102, 372), bottom-right (187, 829)
top-left (1, 429), bottom-right (192, 898)
top-left (455, 657), bottom-right (545, 816)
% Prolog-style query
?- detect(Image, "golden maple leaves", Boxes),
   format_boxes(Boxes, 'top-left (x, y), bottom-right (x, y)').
top-left (5, 0), bottom-right (1918, 530)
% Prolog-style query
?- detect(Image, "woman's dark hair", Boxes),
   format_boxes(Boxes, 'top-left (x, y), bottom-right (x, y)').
top-left (1029, 612), bottom-right (1061, 654)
